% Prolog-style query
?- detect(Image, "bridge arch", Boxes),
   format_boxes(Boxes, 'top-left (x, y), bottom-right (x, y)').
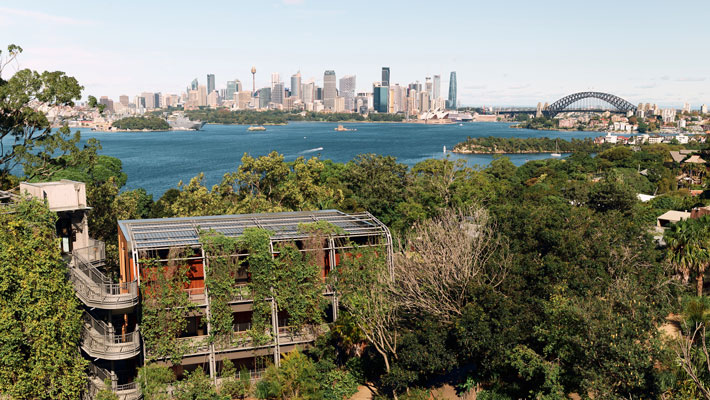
top-left (544, 91), bottom-right (636, 117)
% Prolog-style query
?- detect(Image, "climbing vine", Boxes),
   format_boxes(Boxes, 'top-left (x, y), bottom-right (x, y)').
top-left (199, 230), bottom-right (241, 347)
top-left (237, 228), bottom-right (276, 346)
top-left (140, 247), bottom-right (197, 364)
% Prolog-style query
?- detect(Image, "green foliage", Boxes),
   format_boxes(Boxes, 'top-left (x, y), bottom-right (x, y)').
top-left (0, 198), bottom-right (86, 399)
top-left (199, 230), bottom-right (241, 345)
top-left (112, 116), bottom-right (170, 131)
top-left (137, 363), bottom-right (176, 400)
top-left (237, 228), bottom-right (275, 345)
top-left (140, 252), bottom-right (197, 364)
top-left (255, 349), bottom-right (358, 400)
top-left (174, 367), bottom-right (224, 400)
top-left (453, 136), bottom-right (603, 154)
top-left (219, 360), bottom-right (251, 399)
top-left (95, 382), bottom-right (120, 400)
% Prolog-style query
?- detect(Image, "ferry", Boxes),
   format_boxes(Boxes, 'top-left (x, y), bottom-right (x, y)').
top-left (247, 125), bottom-right (266, 132)
top-left (334, 124), bottom-right (356, 132)
top-left (167, 112), bottom-right (206, 130)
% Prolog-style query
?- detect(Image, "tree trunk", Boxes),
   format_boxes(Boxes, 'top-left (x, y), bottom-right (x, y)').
top-left (698, 273), bottom-right (704, 297)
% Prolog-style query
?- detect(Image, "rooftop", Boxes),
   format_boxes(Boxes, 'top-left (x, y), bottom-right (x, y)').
top-left (118, 210), bottom-right (390, 251)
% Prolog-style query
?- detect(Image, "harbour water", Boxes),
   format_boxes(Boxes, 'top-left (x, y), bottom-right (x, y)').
top-left (69, 122), bottom-right (599, 197)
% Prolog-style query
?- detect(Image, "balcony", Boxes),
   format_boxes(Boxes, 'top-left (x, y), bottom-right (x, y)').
top-left (69, 240), bottom-right (139, 310)
top-left (86, 362), bottom-right (142, 400)
top-left (81, 313), bottom-right (140, 360)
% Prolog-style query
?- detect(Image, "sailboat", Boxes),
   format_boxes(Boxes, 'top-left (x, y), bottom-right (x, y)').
top-left (551, 139), bottom-right (562, 157)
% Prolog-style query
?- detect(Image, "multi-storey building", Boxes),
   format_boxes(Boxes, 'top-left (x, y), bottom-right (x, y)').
top-left (381, 67), bottom-right (390, 87)
top-left (339, 75), bottom-right (356, 112)
top-left (323, 70), bottom-right (337, 110)
top-left (373, 83), bottom-right (389, 113)
top-left (116, 210), bottom-right (392, 379)
top-left (271, 82), bottom-right (284, 105)
top-left (447, 71), bottom-right (457, 109)
top-left (207, 74), bottom-right (216, 95)
top-left (290, 72), bottom-right (301, 100)
top-left (18, 180), bottom-right (393, 399)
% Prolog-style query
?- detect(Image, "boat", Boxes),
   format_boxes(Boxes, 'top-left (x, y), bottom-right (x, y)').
top-left (551, 139), bottom-right (562, 157)
top-left (167, 112), bottom-right (206, 130)
top-left (247, 125), bottom-right (266, 132)
top-left (443, 145), bottom-right (447, 153)
top-left (334, 124), bottom-right (356, 132)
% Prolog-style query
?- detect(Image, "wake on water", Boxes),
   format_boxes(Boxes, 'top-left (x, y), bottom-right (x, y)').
top-left (300, 147), bottom-right (324, 154)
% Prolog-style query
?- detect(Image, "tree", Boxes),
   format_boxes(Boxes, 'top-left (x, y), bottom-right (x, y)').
top-left (0, 197), bottom-right (86, 399)
top-left (665, 217), bottom-right (710, 296)
top-left (330, 245), bottom-right (399, 377)
top-left (174, 367), bottom-right (223, 400)
top-left (0, 43), bottom-right (87, 185)
top-left (137, 363), bottom-right (175, 400)
top-left (393, 207), bottom-right (509, 324)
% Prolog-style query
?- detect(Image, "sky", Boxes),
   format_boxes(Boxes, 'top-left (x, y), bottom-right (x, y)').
top-left (1, 0), bottom-right (708, 107)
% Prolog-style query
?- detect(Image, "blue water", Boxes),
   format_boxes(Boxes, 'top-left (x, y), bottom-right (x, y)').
top-left (10, 122), bottom-right (601, 197)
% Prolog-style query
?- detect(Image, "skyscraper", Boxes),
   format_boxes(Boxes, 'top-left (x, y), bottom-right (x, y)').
top-left (302, 80), bottom-right (315, 104)
top-left (446, 72), bottom-right (457, 109)
top-left (381, 67), bottom-right (390, 87)
top-left (141, 92), bottom-right (155, 109)
top-left (191, 78), bottom-right (198, 91)
top-left (373, 82), bottom-right (389, 113)
top-left (339, 75), bottom-right (356, 112)
top-left (272, 82), bottom-right (284, 105)
top-left (323, 70), bottom-right (337, 110)
top-left (271, 73), bottom-right (280, 89)
top-left (291, 72), bottom-right (302, 100)
top-left (425, 77), bottom-right (432, 96)
top-left (226, 80), bottom-right (239, 100)
top-left (207, 74), bottom-right (215, 94)
top-left (258, 88), bottom-right (271, 109)
top-left (433, 75), bottom-right (441, 100)
top-left (119, 95), bottom-right (129, 106)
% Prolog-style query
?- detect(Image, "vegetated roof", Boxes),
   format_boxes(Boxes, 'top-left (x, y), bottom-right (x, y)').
top-left (118, 209), bottom-right (390, 251)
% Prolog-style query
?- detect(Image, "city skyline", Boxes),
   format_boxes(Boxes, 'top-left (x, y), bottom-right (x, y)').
top-left (1, 0), bottom-right (709, 106)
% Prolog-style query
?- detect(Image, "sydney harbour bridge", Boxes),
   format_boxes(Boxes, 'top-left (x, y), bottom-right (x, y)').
top-left (491, 91), bottom-right (637, 117)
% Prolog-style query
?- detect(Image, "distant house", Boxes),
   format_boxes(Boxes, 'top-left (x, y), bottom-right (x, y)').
top-left (657, 210), bottom-right (691, 229)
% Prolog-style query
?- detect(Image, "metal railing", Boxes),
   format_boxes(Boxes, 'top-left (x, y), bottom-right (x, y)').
top-left (81, 314), bottom-right (140, 360)
top-left (69, 241), bottom-right (139, 309)
top-left (86, 362), bottom-right (142, 400)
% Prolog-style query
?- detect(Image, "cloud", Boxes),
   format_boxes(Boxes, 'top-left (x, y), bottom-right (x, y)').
top-left (675, 77), bottom-right (706, 82)
top-left (282, 0), bottom-right (304, 4)
top-left (0, 7), bottom-right (94, 26)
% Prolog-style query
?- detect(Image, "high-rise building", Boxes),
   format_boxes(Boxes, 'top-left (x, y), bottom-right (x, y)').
top-left (683, 102), bottom-right (691, 113)
top-left (191, 78), bottom-right (198, 91)
top-left (99, 96), bottom-right (114, 113)
top-left (258, 88), bottom-right (271, 109)
top-left (381, 67), bottom-right (390, 87)
top-left (226, 80), bottom-right (240, 101)
top-left (207, 74), bottom-right (215, 94)
top-left (315, 87), bottom-right (323, 101)
top-left (302, 80), bottom-right (315, 104)
top-left (141, 92), bottom-right (155, 109)
top-left (207, 91), bottom-right (220, 107)
top-left (323, 70), bottom-right (337, 110)
top-left (339, 75), bottom-right (356, 112)
top-left (433, 75), bottom-right (441, 99)
top-left (291, 72), bottom-right (302, 100)
top-left (446, 71), bottom-right (457, 109)
top-left (373, 82), bottom-right (389, 113)
top-left (154, 93), bottom-right (161, 109)
top-left (425, 77), bottom-right (432, 97)
top-left (272, 82), bottom-right (284, 105)
top-left (271, 73), bottom-right (280, 89)
top-left (702, 104), bottom-right (708, 114)
top-left (197, 85), bottom-right (208, 107)
top-left (119, 95), bottom-right (129, 107)
top-left (237, 91), bottom-right (252, 109)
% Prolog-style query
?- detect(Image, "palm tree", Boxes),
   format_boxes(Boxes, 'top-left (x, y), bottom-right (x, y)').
top-left (665, 217), bottom-right (710, 297)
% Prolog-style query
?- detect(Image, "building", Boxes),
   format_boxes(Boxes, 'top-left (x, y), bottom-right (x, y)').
top-left (290, 72), bottom-right (301, 100)
top-left (198, 85), bottom-right (208, 107)
top-left (226, 80), bottom-right (242, 101)
top-left (661, 108), bottom-right (676, 123)
top-left (702, 104), bottom-right (708, 114)
top-left (207, 91), bottom-right (220, 107)
top-left (141, 92), bottom-right (155, 109)
top-left (446, 71), bottom-right (457, 109)
top-left (323, 70), bottom-right (337, 110)
top-left (207, 74), bottom-right (216, 94)
top-left (683, 102), bottom-right (691, 113)
top-left (258, 88), bottom-right (271, 109)
top-left (302, 80), bottom-right (315, 105)
top-left (381, 67), bottom-right (390, 87)
top-left (373, 83), bottom-right (389, 113)
top-left (119, 95), bottom-right (129, 107)
top-left (116, 210), bottom-right (392, 379)
top-left (237, 91), bottom-right (252, 109)
top-left (271, 82), bottom-right (284, 105)
top-left (432, 75), bottom-right (441, 100)
top-left (99, 96), bottom-right (114, 113)
top-left (191, 78), bottom-right (199, 91)
top-left (339, 75), bottom-right (356, 112)
top-left (271, 73), bottom-right (280, 89)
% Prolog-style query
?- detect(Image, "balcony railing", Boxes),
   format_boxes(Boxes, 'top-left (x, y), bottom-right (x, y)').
top-left (86, 362), bottom-right (142, 400)
top-left (69, 241), bottom-right (139, 310)
top-left (81, 314), bottom-right (140, 360)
